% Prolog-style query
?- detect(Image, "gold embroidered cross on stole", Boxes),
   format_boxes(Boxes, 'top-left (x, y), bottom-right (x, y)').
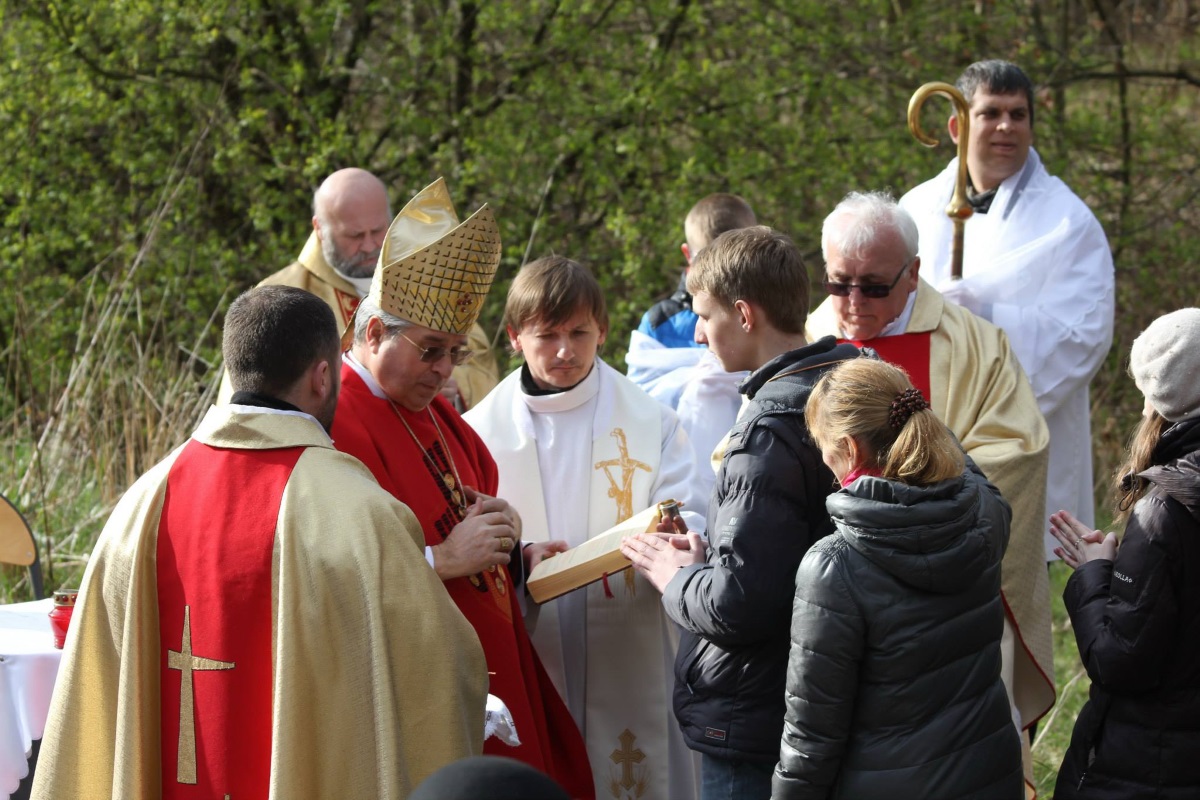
top-left (167, 605), bottom-right (235, 784)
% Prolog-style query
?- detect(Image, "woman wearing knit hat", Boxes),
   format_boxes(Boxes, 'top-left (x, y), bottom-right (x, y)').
top-left (1050, 307), bottom-right (1200, 799)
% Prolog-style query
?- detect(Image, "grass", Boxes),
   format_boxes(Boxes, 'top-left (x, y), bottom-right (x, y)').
top-left (2, 175), bottom-right (223, 602)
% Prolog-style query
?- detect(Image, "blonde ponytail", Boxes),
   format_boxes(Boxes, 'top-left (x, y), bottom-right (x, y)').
top-left (807, 359), bottom-right (963, 487)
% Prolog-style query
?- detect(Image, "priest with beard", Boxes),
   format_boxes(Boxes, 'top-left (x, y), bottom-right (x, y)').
top-left (32, 285), bottom-right (487, 799)
top-left (220, 167), bottom-right (499, 410)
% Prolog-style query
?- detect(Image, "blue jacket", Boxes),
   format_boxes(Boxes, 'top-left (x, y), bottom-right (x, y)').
top-left (637, 273), bottom-right (702, 350)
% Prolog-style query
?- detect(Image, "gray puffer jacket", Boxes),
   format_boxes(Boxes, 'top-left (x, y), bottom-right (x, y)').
top-left (772, 463), bottom-right (1023, 800)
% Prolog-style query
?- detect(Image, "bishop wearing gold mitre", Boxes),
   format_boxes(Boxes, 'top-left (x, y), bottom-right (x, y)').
top-left (32, 285), bottom-right (487, 800)
top-left (332, 178), bottom-right (594, 798)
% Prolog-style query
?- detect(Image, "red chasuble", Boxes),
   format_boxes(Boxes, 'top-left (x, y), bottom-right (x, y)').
top-left (841, 332), bottom-right (933, 402)
top-left (333, 364), bottom-right (594, 799)
top-left (156, 439), bottom-right (303, 799)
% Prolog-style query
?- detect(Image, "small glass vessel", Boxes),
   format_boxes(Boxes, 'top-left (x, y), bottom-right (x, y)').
top-left (49, 589), bottom-right (79, 649)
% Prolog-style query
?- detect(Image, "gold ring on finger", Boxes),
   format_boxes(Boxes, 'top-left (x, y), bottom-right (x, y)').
top-left (499, 536), bottom-right (514, 552)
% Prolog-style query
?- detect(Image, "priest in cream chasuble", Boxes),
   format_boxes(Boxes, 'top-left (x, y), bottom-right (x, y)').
top-left (808, 192), bottom-right (1054, 798)
top-left (466, 256), bottom-right (706, 800)
top-left (33, 286), bottom-right (487, 800)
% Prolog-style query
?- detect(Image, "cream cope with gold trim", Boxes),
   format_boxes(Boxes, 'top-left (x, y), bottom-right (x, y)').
top-left (31, 406), bottom-right (488, 800)
top-left (808, 279), bottom-right (1054, 797)
top-left (343, 177), bottom-right (502, 348)
top-left (466, 359), bottom-right (704, 800)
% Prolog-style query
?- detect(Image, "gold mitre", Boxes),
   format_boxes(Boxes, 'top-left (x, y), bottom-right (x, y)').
top-left (362, 177), bottom-right (501, 338)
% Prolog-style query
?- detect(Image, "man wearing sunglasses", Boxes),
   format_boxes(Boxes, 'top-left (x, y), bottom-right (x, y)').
top-left (807, 190), bottom-right (1054, 796)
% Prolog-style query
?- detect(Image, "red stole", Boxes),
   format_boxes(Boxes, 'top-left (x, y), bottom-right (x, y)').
top-left (333, 365), bottom-right (594, 798)
top-left (841, 331), bottom-right (933, 402)
top-left (156, 439), bottom-right (303, 799)
top-left (334, 292), bottom-right (360, 327)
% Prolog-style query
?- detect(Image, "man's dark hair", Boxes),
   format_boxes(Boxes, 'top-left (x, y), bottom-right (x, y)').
top-left (223, 286), bottom-right (340, 396)
top-left (956, 59), bottom-right (1035, 127)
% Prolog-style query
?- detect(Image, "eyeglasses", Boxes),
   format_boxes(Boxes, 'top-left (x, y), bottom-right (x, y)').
top-left (398, 332), bottom-right (475, 366)
top-left (823, 261), bottom-right (911, 299)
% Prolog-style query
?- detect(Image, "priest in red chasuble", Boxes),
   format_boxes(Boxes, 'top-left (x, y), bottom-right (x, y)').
top-left (33, 286), bottom-right (487, 800)
top-left (332, 178), bottom-right (593, 798)
top-left (805, 191), bottom-right (1053, 797)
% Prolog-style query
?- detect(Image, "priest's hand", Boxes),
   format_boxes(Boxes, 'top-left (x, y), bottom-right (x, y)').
top-left (464, 486), bottom-right (523, 543)
top-left (524, 540), bottom-right (569, 573)
top-left (432, 498), bottom-right (517, 580)
top-left (620, 531), bottom-right (707, 594)
top-left (1049, 510), bottom-right (1118, 569)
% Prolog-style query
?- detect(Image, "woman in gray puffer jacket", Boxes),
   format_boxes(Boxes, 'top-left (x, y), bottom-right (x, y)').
top-left (772, 359), bottom-right (1023, 800)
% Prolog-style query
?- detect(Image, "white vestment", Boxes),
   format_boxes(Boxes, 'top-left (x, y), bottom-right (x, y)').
top-left (626, 330), bottom-right (745, 503)
top-left (465, 359), bottom-right (703, 800)
top-left (901, 148), bottom-right (1114, 558)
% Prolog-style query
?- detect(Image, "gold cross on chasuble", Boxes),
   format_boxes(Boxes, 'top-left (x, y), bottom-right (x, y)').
top-left (594, 429), bottom-right (652, 524)
top-left (610, 728), bottom-right (645, 791)
top-left (595, 428), bottom-right (652, 595)
top-left (167, 605), bottom-right (235, 784)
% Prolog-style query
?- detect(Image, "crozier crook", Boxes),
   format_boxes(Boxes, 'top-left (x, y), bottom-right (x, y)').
top-left (908, 82), bottom-right (973, 279)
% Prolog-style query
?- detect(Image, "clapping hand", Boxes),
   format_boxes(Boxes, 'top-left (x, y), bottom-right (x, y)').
top-left (1049, 510), bottom-right (1118, 569)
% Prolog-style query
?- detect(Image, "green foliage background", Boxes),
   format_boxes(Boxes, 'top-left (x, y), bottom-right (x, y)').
top-left (1, 2), bottom-right (1198, 793)
top-left (4, 2), bottom-right (1198, 392)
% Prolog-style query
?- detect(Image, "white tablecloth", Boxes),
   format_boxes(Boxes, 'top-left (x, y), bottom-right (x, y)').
top-left (0, 600), bottom-right (59, 799)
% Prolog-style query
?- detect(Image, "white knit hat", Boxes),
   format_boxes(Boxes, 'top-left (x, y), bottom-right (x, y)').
top-left (1130, 307), bottom-right (1200, 422)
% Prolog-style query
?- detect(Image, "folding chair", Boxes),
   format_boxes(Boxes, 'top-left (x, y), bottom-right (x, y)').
top-left (0, 493), bottom-right (44, 600)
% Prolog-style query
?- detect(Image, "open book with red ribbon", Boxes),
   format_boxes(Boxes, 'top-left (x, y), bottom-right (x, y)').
top-left (526, 501), bottom-right (678, 604)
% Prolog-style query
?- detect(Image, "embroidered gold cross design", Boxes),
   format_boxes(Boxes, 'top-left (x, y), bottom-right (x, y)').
top-left (610, 729), bottom-right (645, 791)
top-left (168, 605), bottom-right (235, 784)
top-left (596, 428), bottom-right (652, 595)
top-left (594, 428), bottom-right (651, 523)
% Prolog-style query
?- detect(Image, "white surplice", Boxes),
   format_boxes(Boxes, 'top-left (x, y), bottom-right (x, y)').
top-left (465, 358), bottom-right (703, 800)
top-left (901, 148), bottom-right (1115, 557)
top-left (625, 330), bottom-right (745, 504)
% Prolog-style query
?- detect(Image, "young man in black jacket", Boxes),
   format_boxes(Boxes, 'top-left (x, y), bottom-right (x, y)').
top-left (622, 226), bottom-right (860, 799)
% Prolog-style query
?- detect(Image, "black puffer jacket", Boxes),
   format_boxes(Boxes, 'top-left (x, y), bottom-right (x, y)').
top-left (663, 337), bottom-right (859, 762)
top-left (772, 463), bottom-right (1023, 800)
top-left (1055, 417), bottom-right (1200, 800)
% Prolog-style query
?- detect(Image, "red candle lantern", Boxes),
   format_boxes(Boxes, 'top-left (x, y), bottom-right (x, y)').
top-left (49, 589), bottom-right (79, 649)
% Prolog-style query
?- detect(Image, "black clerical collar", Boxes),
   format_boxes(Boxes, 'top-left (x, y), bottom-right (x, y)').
top-left (228, 390), bottom-right (303, 414)
top-left (966, 178), bottom-right (997, 214)
top-left (519, 363), bottom-right (588, 396)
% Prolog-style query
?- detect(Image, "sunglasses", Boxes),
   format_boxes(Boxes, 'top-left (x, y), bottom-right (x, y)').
top-left (399, 332), bottom-right (475, 366)
top-left (823, 260), bottom-right (911, 299)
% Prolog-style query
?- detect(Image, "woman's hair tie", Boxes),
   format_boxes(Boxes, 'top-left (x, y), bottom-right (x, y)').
top-left (888, 387), bottom-right (929, 429)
